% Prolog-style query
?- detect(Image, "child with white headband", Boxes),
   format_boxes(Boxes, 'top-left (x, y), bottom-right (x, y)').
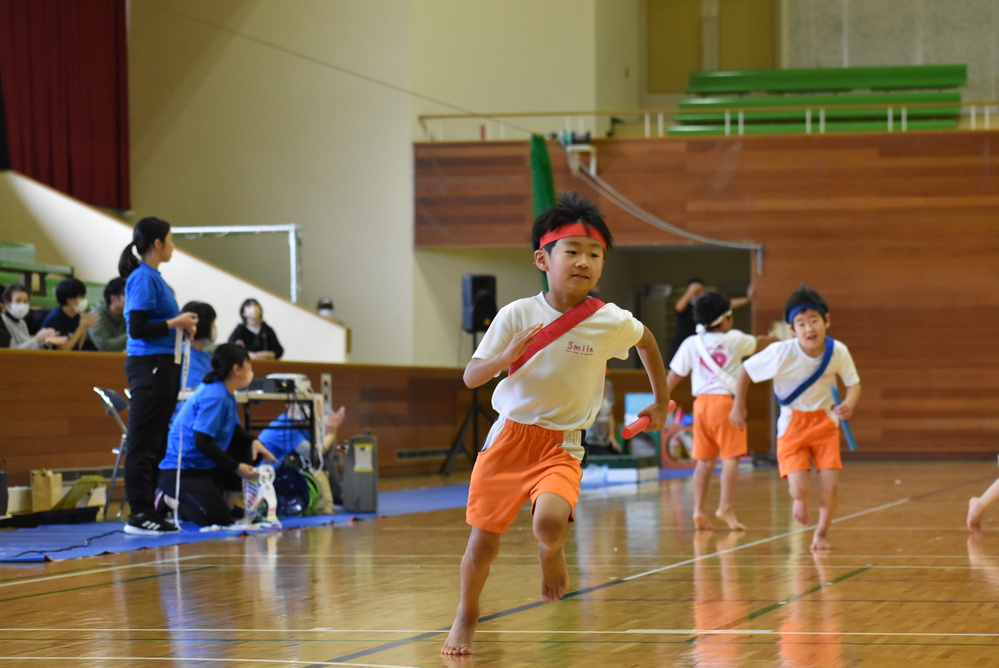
top-left (667, 291), bottom-right (775, 531)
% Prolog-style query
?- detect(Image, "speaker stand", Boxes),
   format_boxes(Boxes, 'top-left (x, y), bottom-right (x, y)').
top-left (440, 332), bottom-right (496, 476)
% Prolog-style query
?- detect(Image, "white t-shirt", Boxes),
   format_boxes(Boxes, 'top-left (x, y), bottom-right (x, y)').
top-left (670, 329), bottom-right (757, 395)
top-left (473, 293), bottom-right (644, 432)
top-left (743, 338), bottom-right (860, 437)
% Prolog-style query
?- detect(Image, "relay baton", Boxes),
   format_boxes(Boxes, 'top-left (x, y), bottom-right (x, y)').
top-left (622, 415), bottom-right (652, 439)
top-left (830, 387), bottom-right (858, 451)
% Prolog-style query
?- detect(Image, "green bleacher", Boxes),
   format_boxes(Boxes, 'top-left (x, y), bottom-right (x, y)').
top-left (0, 241), bottom-right (102, 311)
top-left (672, 64), bottom-right (967, 136)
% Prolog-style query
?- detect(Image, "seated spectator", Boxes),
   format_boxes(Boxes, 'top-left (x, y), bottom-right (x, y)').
top-left (155, 343), bottom-right (277, 527)
top-left (257, 403), bottom-right (347, 505)
top-left (1, 283), bottom-right (58, 349)
top-left (87, 277), bottom-right (128, 352)
top-left (316, 296), bottom-right (335, 319)
top-left (41, 277), bottom-right (100, 351)
top-left (229, 297), bottom-right (283, 360)
top-left (0, 284), bottom-right (8, 348)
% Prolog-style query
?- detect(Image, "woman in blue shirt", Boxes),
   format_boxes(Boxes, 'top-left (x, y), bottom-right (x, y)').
top-left (118, 217), bottom-right (199, 535)
top-left (157, 343), bottom-right (276, 527)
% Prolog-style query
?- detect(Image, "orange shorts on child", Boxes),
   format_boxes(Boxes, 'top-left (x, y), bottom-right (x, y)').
top-left (777, 409), bottom-right (842, 478)
top-left (692, 394), bottom-right (747, 460)
top-left (465, 419), bottom-right (583, 534)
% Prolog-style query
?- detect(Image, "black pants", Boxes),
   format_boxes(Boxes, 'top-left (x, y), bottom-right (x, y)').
top-left (124, 354), bottom-right (180, 516)
top-left (158, 439), bottom-right (251, 526)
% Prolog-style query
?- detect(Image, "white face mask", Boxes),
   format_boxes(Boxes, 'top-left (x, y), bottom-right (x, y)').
top-left (8, 302), bottom-right (29, 320)
top-left (210, 325), bottom-right (218, 343)
top-left (318, 308), bottom-right (333, 318)
top-left (72, 298), bottom-right (88, 314)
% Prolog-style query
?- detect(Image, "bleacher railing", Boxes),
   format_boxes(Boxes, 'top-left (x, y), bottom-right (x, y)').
top-left (418, 100), bottom-right (998, 142)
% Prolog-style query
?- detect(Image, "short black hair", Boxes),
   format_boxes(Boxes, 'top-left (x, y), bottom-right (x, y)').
top-left (693, 291), bottom-right (731, 328)
top-left (181, 300), bottom-right (217, 341)
top-left (54, 277), bottom-right (87, 306)
top-left (531, 191), bottom-right (613, 252)
top-left (784, 285), bottom-right (829, 324)
top-left (103, 277), bottom-right (126, 305)
top-left (204, 342), bottom-right (249, 384)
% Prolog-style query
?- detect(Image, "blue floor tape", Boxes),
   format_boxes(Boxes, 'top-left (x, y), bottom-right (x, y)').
top-left (0, 471), bottom-right (691, 562)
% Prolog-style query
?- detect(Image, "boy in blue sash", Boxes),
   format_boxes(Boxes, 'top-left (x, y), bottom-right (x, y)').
top-left (730, 286), bottom-right (861, 551)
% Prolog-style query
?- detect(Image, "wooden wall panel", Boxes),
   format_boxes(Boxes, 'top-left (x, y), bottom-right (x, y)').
top-left (414, 131), bottom-right (999, 457)
top-left (0, 350), bottom-right (770, 486)
top-left (0, 350), bottom-right (476, 485)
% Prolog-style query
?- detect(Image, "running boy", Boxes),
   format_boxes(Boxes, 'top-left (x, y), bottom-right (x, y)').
top-left (730, 286), bottom-right (860, 552)
top-left (441, 192), bottom-right (673, 656)
top-left (668, 291), bottom-right (776, 531)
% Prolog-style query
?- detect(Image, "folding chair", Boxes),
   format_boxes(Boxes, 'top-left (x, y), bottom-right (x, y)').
top-left (94, 387), bottom-right (129, 519)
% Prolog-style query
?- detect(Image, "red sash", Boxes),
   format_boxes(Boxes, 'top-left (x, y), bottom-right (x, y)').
top-left (508, 298), bottom-right (605, 375)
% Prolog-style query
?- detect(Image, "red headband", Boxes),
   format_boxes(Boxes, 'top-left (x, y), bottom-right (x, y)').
top-left (538, 222), bottom-right (607, 252)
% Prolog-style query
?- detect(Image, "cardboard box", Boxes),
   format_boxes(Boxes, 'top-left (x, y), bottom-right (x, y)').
top-left (31, 469), bottom-right (64, 512)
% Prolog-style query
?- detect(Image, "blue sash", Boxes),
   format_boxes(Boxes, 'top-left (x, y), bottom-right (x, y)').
top-left (776, 337), bottom-right (834, 406)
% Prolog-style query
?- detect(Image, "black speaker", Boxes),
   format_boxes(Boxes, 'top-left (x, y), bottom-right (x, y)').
top-left (462, 274), bottom-right (497, 333)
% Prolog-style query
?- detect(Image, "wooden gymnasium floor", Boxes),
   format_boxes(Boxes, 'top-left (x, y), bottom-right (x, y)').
top-left (3, 460), bottom-right (999, 667)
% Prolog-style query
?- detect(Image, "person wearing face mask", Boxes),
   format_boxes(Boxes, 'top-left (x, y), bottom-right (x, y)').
top-left (1, 283), bottom-right (58, 349)
top-left (119, 217), bottom-right (200, 535)
top-left (228, 298), bottom-right (284, 361)
top-left (87, 277), bottom-right (128, 352)
top-left (155, 343), bottom-right (277, 527)
top-left (316, 296), bottom-right (334, 320)
top-left (40, 277), bottom-right (100, 351)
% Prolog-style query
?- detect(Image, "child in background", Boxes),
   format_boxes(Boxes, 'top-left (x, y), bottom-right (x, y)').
top-left (731, 285), bottom-right (861, 552)
top-left (968, 478), bottom-right (999, 533)
top-left (441, 192), bottom-right (673, 655)
top-left (668, 291), bottom-right (775, 531)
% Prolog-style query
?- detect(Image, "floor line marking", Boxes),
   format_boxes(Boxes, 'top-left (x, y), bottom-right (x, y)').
top-left (0, 658), bottom-right (413, 667)
top-left (3, 628), bottom-right (996, 639)
top-left (0, 553), bottom-right (211, 589)
top-left (623, 498), bottom-right (910, 581)
top-left (319, 496), bottom-right (914, 664)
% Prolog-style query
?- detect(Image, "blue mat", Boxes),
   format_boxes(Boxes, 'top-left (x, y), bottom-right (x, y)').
top-left (1, 471), bottom-right (692, 562)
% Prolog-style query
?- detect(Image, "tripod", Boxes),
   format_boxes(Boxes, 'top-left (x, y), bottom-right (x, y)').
top-left (440, 332), bottom-right (496, 475)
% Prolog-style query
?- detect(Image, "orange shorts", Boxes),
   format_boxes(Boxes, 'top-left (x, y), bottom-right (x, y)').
top-left (465, 419), bottom-right (583, 534)
top-left (692, 394), bottom-right (747, 461)
top-left (777, 410), bottom-right (842, 478)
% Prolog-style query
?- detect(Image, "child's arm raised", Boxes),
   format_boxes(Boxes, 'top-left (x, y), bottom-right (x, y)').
top-left (666, 370), bottom-right (685, 394)
top-left (753, 334), bottom-right (779, 351)
top-left (634, 326), bottom-right (674, 430)
top-left (728, 368), bottom-right (752, 429)
top-left (463, 323), bottom-right (544, 389)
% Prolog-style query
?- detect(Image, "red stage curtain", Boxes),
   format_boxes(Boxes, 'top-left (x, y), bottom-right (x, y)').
top-left (0, 0), bottom-right (129, 209)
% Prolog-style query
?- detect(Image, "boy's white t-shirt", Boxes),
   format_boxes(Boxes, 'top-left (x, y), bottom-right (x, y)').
top-left (473, 293), bottom-right (644, 432)
top-left (743, 338), bottom-right (860, 437)
top-left (670, 330), bottom-right (757, 395)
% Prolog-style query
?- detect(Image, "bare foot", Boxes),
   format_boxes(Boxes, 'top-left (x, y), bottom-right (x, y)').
top-left (968, 497), bottom-right (984, 534)
top-left (715, 507), bottom-right (746, 531)
top-left (811, 532), bottom-right (831, 552)
top-left (441, 610), bottom-right (476, 655)
top-left (539, 543), bottom-right (569, 602)
top-left (693, 511), bottom-right (714, 531)
top-left (793, 499), bottom-right (810, 526)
